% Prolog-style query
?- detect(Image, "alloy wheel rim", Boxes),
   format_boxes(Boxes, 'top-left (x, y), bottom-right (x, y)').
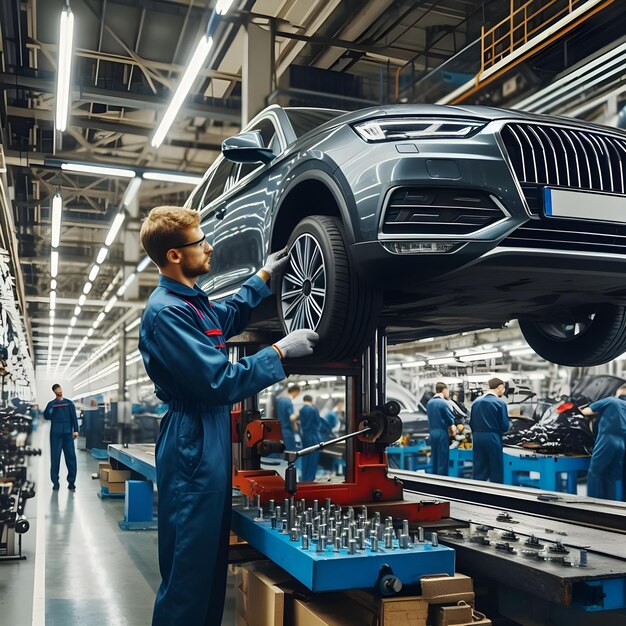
top-left (280, 234), bottom-right (326, 332)
top-left (535, 313), bottom-right (596, 341)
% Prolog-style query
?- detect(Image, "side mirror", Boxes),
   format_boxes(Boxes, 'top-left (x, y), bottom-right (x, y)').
top-left (222, 131), bottom-right (275, 164)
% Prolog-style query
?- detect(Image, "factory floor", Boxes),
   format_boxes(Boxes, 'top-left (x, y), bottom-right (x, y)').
top-left (1, 423), bottom-right (237, 625)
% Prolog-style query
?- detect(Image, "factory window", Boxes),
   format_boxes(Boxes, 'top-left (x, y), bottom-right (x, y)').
top-left (202, 159), bottom-right (235, 207)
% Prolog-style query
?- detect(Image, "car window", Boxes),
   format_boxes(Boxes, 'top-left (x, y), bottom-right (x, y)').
top-left (237, 118), bottom-right (279, 181)
top-left (202, 159), bottom-right (235, 206)
top-left (284, 108), bottom-right (346, 138)
top-left (188, 177), bottom-right (211, 211)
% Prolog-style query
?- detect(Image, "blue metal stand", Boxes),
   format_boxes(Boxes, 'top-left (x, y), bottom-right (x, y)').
top-left (387, 441), bottom-right (431, 471)
top-left (118, 480), bottom-right (157, 530)
top-left (231, 506), bottom-right (454, 592)
top-left (503, 451), bottom-right (590, 493)
top-left (448, 448), bottom-right (473, 478)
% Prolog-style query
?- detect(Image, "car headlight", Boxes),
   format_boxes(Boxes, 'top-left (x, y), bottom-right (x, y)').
top-left (352, 117), bottom-right (485, 142)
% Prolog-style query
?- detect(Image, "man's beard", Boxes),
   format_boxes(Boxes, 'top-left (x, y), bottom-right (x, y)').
top-left (181, 257), bottom-right (211, 279)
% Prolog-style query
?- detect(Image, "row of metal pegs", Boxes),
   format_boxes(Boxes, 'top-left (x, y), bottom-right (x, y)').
top-left (241, 494), bottom-right (439, 555)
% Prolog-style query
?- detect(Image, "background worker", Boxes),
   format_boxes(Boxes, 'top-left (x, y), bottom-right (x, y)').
top-left (138, 206), bottom-right (318, 626)
top-left (323, 399), bottom-right (344, 435)
top-left (580, 384), bottom-right (626, 500)
top-left (470, 377), bottom-right (510, 483)
top-left (427, 382), bottom-right (457, 475)
top-left (43, 384), bottom-right (79, 491)
top-left (276, 384), bottom-right (301, 451)
top-left (298, 395), bottom-right (323, 481)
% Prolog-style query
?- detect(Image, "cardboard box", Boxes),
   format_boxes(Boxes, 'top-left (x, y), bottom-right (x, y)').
top-left (347, 590), bottom-right (429, 626)
top-left (293, 597), bottom-right (378, 626)
top-left (420, 574), bottom-right (475, 605)
top-left (435, 604), bottom-right (474, 626)
top-left (100, 480), bottom-right (125, 494)
top-left (99, 462), bottom-right (111, 479)
top-left (101, 467), bottom-right (131, 483)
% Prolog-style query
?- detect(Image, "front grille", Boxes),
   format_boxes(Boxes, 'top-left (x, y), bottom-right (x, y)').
top-left (382, 188), bottom-right (503, 235)
top-left (501, 216), bottom-right (626, 255)
top-left (502, 123), bottom-right (626, 198)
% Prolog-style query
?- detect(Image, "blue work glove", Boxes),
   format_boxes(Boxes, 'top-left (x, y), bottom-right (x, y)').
top-left (273, 329), bottom-right (319, 359)
top-left (263, 247), bottom-right (290, 278)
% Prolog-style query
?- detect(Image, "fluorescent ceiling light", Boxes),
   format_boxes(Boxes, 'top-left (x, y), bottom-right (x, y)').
top-left (401, 360), bottom-right (426, 368)
top-left (137, 256), bottom-right (151, 272)
top-left (55, 7), bottom-right (74, 132)
top-left (151, 35), bottom-right (214, 148)
top-left (428, 357), bottom-right (458, 366)
top-left (117, 272), bottom-right (136, 297)
top-left (50, 291), bottom-right (56, 311)
top-left (104, 295), bottom-right (118, 313)
top-left (51, 250), bottom-right (59, 278)
top-left (509, 347), bottom-right (536, 357)
top-left (49, 310), bottom-right (55, 320)
top-left (82, 282), bottom-right (92, 295)
top-left (74, 305), bottom-right (81, 316)
top-left (51, 193), bottom-right (63, 248)
top-left (105, 211), bottom-right (126, 246)
top-left (88, 265), bottom-right (100, 282)
top-left (60, 162), bottom-right (135, 178)
top-left (70, 316), bottom-right (77, 327)
top-left (124, 317), bottom-right (141, 332)
top-left (459, 351), bottom-right (503, 363)
top-left (96, 247), bottom-right (108, 264)
top-left (51, 279), bottom-right (57, 290)
top-left (87, 328), bottom-right (94, 337)
top-left (122, 176), bottom-right (142, 207)
top-left (215, 0), bottom-right (235, 14)
top-left (142, 172), bottom-right (204, 185)
top-left (78, 294), bottom-right (86, 306)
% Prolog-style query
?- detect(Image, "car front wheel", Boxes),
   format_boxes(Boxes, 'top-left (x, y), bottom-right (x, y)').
top-left (519, 304), bottom-right (626, 366)
top-left (277, 215), bottom-right (378, 361)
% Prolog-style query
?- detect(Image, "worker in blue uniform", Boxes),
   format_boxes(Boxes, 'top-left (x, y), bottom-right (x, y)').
top-left (580, 384), bottom-right (626, 500)
top-left (138, 206), bottom-right (318, 626)
top-left (276, 384), bottom-right (301, 451)
top-left (299, 395), bottom-right (323, 481)
top-left (470, 378), bottom-right (510, 483)
top-left (43, 384), bottom-right (79, 491)
top-left (427, 382), bottom-right (457, 475)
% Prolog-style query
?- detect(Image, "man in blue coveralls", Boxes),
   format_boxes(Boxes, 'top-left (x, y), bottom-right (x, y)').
top-left (299, 395), bottom-right (323, 481)
top-left (43, 384), bottom-right (79, 491)
top-left (276, 384), bottom-right (301, 451)
top-left (138, 206), bottom-right (318, 626)
top-left (470, 377), bottom-right (510, 483)
top-left (580, 384), bottom-right (626, 500)
top-left (427, 382), bottom-right (457, 475)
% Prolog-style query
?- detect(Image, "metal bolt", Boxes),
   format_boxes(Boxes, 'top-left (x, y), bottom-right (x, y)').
top-left (290, 528), bottom-right (299, 542)
top-left (254, 494), bottom-right (261, 509)
top-left (348, 507), bottom-right (354, 522)
top-left (281, 519), bottom-right (288, 534)
top-left (305, 522), bottom-right (313, 539)
top-left (275, 506), bottom-right (282, 520)
top-left (284, 499), bottom-right (290, 517)
top-left (431, 532), bottom-right (439, 547)
top-left (361, 506), bottom-right (368, 520)
top-left (402, 520), bottom-right (409, 536)
top-left (325, 498), bottom-right (332, 513)
top-left (334, 537), bottom-right (342, 552)
top-left (364, 521), bottom-right (372, 540)
top-left (320, 535), bottom-right (327, 550)
top-left (349, 539), bottom-right (357, 555)
top-left (342, 531), bottom-right (348, 548)
top-left (270, 516), bottom-right (277, 529)
top-left (357, 529), bottom-right (365, 550)
top-left (374, 511), bottom-right (381, 525)
top-left (385, 532), bottom-right (393, 549)
top-left (269, 499), bottom-right (275, 513)
top-left (302, 534), bottom-right (309, 550)
top-left (313, 500), bottom-right (319, 514)
top-left (371, 536), bottom-right (379, 552)
top-left (418, 527), bottom-right (425, 543)
top-left (316, 537), bottom-right (324, 552)
top-left (300, 498), bottom-right (306, 513)
top-left (254, 507), bottom-right (264, 522)
top-left (400, 534), bottom-right (409, 549)
top-left (243, 495), bottom-right (250, 510)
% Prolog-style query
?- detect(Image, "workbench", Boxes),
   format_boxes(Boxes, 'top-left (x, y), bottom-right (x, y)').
top-left (107, 444), bottom-right (157, 530)
top-left (503, 447), bottom-right (590, 494)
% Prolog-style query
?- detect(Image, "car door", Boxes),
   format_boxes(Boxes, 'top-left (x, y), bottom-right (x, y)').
top-left (208, 115), bottom-right (286, 297)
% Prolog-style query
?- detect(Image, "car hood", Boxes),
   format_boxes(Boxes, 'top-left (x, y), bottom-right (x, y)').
top-left (318, 104), bottom-right (626, 138)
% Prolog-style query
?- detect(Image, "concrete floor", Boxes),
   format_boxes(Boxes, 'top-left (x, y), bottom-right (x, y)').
top-left (1, 423), bottom-right (237, 625)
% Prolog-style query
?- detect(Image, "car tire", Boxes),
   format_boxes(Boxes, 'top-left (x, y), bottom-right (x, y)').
top-left (277, 215), bottom-right (378, 361)
top-left (519, 304), bottom-right (626, 366)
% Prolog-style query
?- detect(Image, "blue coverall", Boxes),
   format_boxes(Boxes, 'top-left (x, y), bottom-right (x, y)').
top-left (587, 396), bottom-right (626, 500)
top-left (276, 396), bottom-right (297, 451)
top-left (43, 397), bottom-right (79, 487)
top-left (427, 396), bottom-right (455, 475)
top-left (299, 404), bottom-right (322, 481)
top-left (470, 393), bottom-right (510, 483)
top-left (139, 274), bottom-right (285, 626)
top-left (323, 410), bottom-right (339, 432)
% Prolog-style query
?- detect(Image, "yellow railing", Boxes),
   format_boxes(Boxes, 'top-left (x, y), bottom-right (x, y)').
top-left (481, 0), bottom-right (585, 72)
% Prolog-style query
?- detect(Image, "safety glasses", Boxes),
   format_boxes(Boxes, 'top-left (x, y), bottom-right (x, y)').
top-left (172, 234), bottom-right (207, 249)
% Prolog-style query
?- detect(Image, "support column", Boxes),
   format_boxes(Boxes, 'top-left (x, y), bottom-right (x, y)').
top-left (242, 22), bottom-right (273, 125)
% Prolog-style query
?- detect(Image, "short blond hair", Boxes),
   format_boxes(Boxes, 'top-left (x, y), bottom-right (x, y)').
top-left (140, 206), bottom-right (200, 267)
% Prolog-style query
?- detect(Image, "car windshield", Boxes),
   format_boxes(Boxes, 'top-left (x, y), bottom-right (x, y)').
top-left (285, 108), bottom-right (346, 138)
